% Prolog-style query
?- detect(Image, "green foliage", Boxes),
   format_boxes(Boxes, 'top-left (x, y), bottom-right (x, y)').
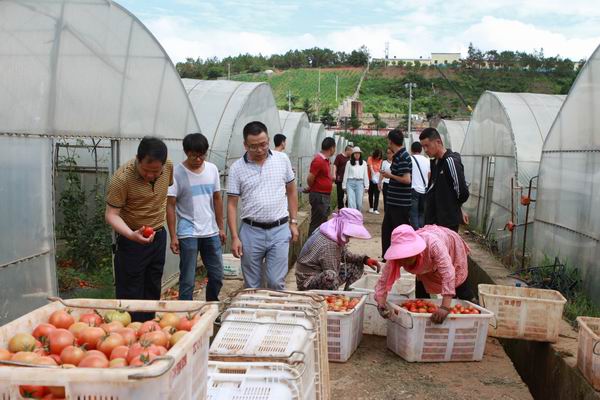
top-left (56, 143), bottom-right (112, 276)
top-left (340, 132), bottom-right (387, 158)
top-left (349, 110), bottom-right (361, 130)
top-left (320, 107), bottom-right (336, 128)
top-left (302, 98), bottom-right (314, 122)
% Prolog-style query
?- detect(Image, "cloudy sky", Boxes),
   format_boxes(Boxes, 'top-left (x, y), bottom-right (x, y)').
top-left (119, 0), bottom-right (600, 63)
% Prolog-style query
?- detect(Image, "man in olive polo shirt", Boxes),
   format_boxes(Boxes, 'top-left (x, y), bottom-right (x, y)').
top-left (105, 137), bottom-right (173, 322)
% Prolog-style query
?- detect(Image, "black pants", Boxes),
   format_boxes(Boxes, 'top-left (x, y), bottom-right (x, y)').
top-left (368, 182), bottom-right (380, 211)
top-left (381, 205), bottom-right (410, 258)
top-left (114, 229), bottom-right (166, 322)
top-left (335, 181), bottom-right (346, 210)
top-left (415, 279), bottom-right (475, 301)
top-left (309, 192), bottom-right (331, 236)
top-left (382, 183), bottom-right (389, 207)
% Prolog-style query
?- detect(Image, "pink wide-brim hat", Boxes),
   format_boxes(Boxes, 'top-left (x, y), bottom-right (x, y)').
top-left (384, 224), bottom-right (426, 260)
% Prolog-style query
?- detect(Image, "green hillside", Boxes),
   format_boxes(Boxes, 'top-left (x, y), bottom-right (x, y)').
top-left (232, 68), bottom-right (363, 112)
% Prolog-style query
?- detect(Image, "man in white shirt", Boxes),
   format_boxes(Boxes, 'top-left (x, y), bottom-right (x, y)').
top-left (410, 141), bottom-right (430, 229)
top-left (227, 121), bottom-right (299, 289)
top-left (166, 133), bottom-right (226, 301)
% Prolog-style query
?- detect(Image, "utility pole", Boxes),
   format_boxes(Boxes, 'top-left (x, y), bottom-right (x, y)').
top-left (404, 82), bottom-right (417, 135)
top-left (227, 63), bottom-right (231, 80)
top-left (335, 75), bottom-right (339, 103)
top-left (288, 89), bottom-right (291, 111)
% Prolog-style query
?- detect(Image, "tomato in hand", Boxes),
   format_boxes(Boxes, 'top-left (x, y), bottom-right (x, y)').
top-left (142, 226), bottom-right (154, 238)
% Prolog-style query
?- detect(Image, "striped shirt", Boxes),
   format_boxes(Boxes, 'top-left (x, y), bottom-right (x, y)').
top-left (106, 158), bottom-right (173, 230)
top-left (386, 148), bottom-right (412, 207)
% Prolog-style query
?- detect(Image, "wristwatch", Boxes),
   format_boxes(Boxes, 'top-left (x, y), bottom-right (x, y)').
top-left (290, 218), bottom-right (298, 225)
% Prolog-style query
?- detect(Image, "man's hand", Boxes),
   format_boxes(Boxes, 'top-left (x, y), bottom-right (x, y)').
top-left (462, 210), bottom-right (470, 225)
top-left (231, 237), bottom-right (243, 258)
top-left (290, 224), bottom-right (299, 242)
top-left (170, 237), bottom-right (180, 254)
top-left (377, 304), bottom-right (390, 319)
top-left (430, 307), bottom-right (450, 324)
top-left (381, 171), bottom-right (392, 179)
top-left (129, 227), bottom-right (154, 245)
top-left (365, 258), bottom-right (381, 273)
top-left (218, 229), bottom-right (227, 245)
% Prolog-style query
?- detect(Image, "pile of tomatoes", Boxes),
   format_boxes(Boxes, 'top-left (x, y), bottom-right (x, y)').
top-left (448, 303), bottom-right (480, 314)
top-left (0, 308), bottom-right (202, 399)
top-left (400, 300), bottom-right (438, 314)
top-left (325, 295), bottom-right (360, 312)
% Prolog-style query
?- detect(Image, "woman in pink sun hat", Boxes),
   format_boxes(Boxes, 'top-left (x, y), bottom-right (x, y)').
top-left (374, 224), bottom-right (473, 323)
top-left (296, 208), bottom-right (381, 291)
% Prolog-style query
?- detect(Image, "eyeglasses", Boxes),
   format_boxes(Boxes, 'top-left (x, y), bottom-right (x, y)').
top-left (246, 142), bottom-right (269, 151)
top-left (187, 152), bottom-right (207, 160)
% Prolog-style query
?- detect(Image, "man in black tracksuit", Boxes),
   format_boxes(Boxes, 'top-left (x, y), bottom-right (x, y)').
top-left (417, 127), bottom-right (471, 298)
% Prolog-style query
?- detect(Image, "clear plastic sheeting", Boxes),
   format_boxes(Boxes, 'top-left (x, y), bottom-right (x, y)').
top-left (183, 79), bottom-right (281, 171)
top-left (436, 120), bottom-right (469, 151)
top-left (0, 0), bottom-right (199, 138)
top-left (0, 136), bottom-right (56, 324)
top-left (533, 45), bottom-right (600, 303)
top-left (310, 123), bottom-right (324, 153)
top-left (461, 91), bottom-right (565, 256)
top-left (278, 111), bottom-right (311, 185)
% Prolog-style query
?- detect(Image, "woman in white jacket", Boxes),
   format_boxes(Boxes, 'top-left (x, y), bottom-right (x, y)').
top-left (342, 147), bottom-right (369, 211)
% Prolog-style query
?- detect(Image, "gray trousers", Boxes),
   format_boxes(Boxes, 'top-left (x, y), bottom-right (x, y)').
top-left (308, 192), bottom-right (331, 236)
top-left (239, 222), bottom-right (291, 289)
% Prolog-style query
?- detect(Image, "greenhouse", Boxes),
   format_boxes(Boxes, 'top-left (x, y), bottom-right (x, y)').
top-left (310, 122), bottom-right (325, 153)
top-left (533, 45), bottom-right (600, 303)
top-left (436, 119), bottom-right (469, 151)
top-left (0, 0), bottom-right (199, 322)
top-left (182, 79), bottom-right (281, 172)
top-left (278, 111), bottom-right (311, 188)
top-left (461, 91), bottom-right (565, 257)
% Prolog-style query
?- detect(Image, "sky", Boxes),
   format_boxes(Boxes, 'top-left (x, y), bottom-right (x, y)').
top-left (119, 0), bottom-right (600, 63)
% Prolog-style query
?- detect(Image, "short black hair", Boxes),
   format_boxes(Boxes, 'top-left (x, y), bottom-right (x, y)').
top-left (183, 133), bottom-right (209, 154)
top-left (372, 149), bottom-right (382, 159)
top-left (388, 129), bottom-right (404, 146)
top-left (137, 136), bottom-right (167, 164)
top-left (345, 145), bottom-right (353, 151)
top-left (321, 137), bottom-right (336, 151)
top-left (274, 134), bottom-right (286, 147)
top-left (419, 127), bottom-right (442, 141)
top-left (243, 121), bottom-right (268, 141)
top-left (411, 141), bottom-right (422, 153)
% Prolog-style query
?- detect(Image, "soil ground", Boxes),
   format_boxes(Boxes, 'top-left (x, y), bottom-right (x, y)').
top-left (212, 196), bottom-right (532, 400)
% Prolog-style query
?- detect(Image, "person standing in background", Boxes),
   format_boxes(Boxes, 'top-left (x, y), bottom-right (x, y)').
top-left (273, 134), bottom-right (287, 153)
top-left (307, 137), bottom-right (337, 236)
top-left (367, 149), bottom-right (383, 215)
top-left (333, 145), bottom-right (352, 210)
top-left (342, 147), bottom-right (369, 211)
top-left (379, 148), bottom-right (393, 207)
top-left (227, 121), bottom-right (299, 290)
top-left (409, 141), bottom-right (430, 229)
top-left (167, 133), bottom-right (225, 302)
top-left (380, 129), bottom-right (412, 259)
top-left (105, 137), bottom-right (172, 322)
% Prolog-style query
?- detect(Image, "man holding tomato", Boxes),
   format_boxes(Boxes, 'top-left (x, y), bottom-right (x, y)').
top-left (166, 133), bottom-right (226, 301)
top-left (374, 224), bottom-right (474, 323)
top-left (105, 137), bottom-right (173, 322)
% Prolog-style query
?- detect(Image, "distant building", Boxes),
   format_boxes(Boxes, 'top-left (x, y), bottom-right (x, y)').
top-left (373, 52), bottom-right (461, 67)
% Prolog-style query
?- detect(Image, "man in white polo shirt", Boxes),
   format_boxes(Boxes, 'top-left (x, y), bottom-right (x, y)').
top-left (227, 121), bottom-right (299, 289)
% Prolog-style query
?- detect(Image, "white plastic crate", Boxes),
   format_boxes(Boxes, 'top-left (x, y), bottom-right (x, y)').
top-left (0, 298), bottom-right (218, 399)
top-left (230, 290), bottom-right (330, 400)
top-left (576, 317), bottom-right (600, 390)
top-left (478, 284), bottom-right (567, 342)
top-left (349, 270), bottom-right (416, 336)
top-left (222, 253), bottom-right (242, 278)
top-left (386, 298), bottom-right (493, 362)
top-left (310, 290), bottom-right (367, 362)
top-left (210, 307), bottom-right (318, 400)
top-left (207, 361), bottom-right (308, 400)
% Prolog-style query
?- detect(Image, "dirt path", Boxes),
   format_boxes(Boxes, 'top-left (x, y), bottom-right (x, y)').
top-left (216, 196), bottom-right (532, 400)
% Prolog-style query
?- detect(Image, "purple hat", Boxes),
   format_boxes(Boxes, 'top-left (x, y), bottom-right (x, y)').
top-left (384, 224), bottom-right (426, 260)
top-left (319, 208), bottom-right (371, 246)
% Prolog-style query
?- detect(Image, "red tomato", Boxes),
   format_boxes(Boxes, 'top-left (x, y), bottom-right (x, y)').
top-left (129, 352), bottom-right (157, 367)
top-left (32, 323), bottom-right (56, 342)
top-left (60, 345), bottom-right (85, 366)
top-left (100, 321), bottom-right (124, 334)
top-left (417, 307), bottom-right (428, 313)
top-left (19, 385), bottom-right (48, 398)
top-left (176, 316), bottom-right (193, 332)
top-left (142, 226), bottom-right (154, 238)
top-left (78, 327), bottom-right (105, 350)
top-left (79, 312), bottom-right (103, 327)
top-left (47, 329), bottom-right (75, 355)
top-left (138, 321), bottom-right (161, 336)
top-left (78, 355), bottom-right (109, 368)
top-left (110, 345), bottom-right (130, 361)
top-left (0, 348), bottom-right (11, 361)
top-left (96, 333), bottom-right (125, 358)
top-left (114, 328), bottom-right (137, 345)
top-left (48, 310), bottom-right (75, 330)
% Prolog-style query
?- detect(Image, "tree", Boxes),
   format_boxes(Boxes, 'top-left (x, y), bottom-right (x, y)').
top-left (372, 112), bottom-right (387, 131)
top-left (320, 108), bottom-right (336, 127)
top-left (350, 110), bottom-right (361, 131)
top-left (466, 43), bottom-right (484, 68)
top-left (302, 98), bottom-right (314, 121)
top-left (348, 45), bottom-right (369, 67)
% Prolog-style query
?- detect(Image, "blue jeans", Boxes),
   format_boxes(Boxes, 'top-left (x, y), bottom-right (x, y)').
top-left (410, 190), bottom-right (426, 229)
top-left (346, 179), bottom-right (365, 211)
top-left (178, 235), bottom-right (224, 301)
top-left (239, 223), bottom-right (291, 289)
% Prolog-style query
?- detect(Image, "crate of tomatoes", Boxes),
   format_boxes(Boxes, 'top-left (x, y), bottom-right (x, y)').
top-left (0, 297), bottom-right (218, 399)
top-left (386, 298), bottom-right (494, 362)
top-left (310, 290), bottom-right (367, 363)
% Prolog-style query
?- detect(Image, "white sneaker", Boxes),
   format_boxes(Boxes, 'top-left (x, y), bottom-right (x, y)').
top-left (368, 208), bottom-right (374, 213)
top-left (373, 210), bottom-right (380, 215)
